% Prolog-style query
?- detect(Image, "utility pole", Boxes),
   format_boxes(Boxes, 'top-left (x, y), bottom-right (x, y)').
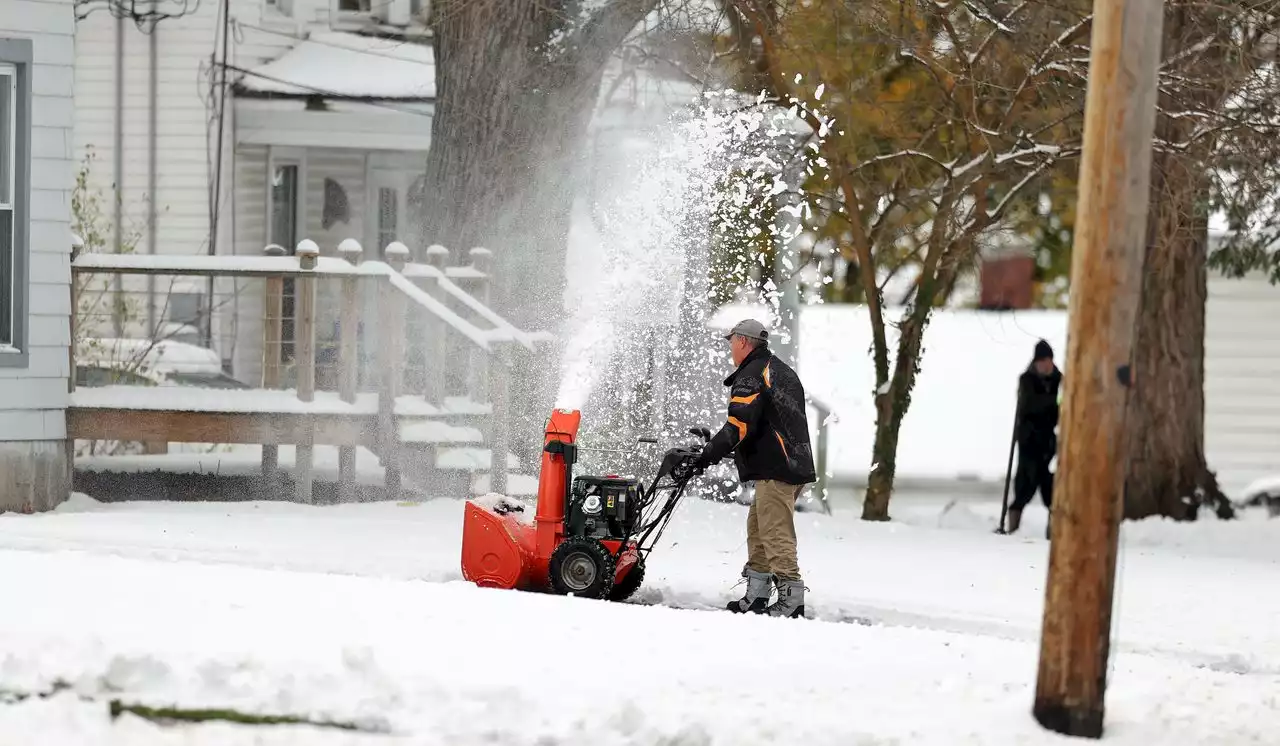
top-left (1033, 0), bottom-right (1165, 739)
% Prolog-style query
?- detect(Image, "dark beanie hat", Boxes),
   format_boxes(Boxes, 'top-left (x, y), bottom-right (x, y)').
top-left (1034, 339), bottom-right (1054, 361)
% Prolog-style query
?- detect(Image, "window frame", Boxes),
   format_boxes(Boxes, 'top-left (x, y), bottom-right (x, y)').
top-left (330, 0), bottom-right (428, 30)
top-left (0, 39), bottom-right (31, 369)
top-left (376, 185), bottom-right (398, 253)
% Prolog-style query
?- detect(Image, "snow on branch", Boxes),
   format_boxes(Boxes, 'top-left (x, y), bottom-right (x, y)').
top-left (994, 143), bottom-right (1062, 165)
top-left (960, 0), bottom-right (1014, 33)
top-left (853, 150), bottom-right (956, 176)
top-left (986, 155), bottom-right (1060, 223)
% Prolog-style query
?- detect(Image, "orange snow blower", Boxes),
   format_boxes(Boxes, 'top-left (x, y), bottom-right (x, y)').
top-left (460, 409), bottom-right (708, 600)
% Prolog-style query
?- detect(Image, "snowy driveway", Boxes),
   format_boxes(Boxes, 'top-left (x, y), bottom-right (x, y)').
top-left (0, 494), bottom-right (1277, 744)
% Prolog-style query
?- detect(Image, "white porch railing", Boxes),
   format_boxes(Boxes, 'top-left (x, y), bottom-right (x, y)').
top-left (71, 238), bottom-right (552, 501)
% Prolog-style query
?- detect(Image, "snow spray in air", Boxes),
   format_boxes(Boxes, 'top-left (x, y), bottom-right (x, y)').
top-left (556, 94), bottom-right (813, 482)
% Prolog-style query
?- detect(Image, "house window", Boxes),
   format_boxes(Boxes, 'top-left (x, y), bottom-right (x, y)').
top-left (0, 41), bottom-right (31, 367)
top-left (377, 187), bottom-right (397, 253)
top-left (334, 0), bottom-right (425, 24)
top-left (0, 65), bottom-right (14, 348)
top-left (270, 162), bottom-right (300, 362)
top-left (168, 291), bottom-right (203, 327)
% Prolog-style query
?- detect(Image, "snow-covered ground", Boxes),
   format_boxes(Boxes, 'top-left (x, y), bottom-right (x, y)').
top-left (0, 492), bottom-right (1277, 744)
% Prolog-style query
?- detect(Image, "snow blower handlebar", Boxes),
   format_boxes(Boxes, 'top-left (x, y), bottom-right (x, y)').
top-left (625, 429), bottom-right (712, 555)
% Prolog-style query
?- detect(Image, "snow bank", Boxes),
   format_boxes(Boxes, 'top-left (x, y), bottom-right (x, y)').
top-left (1242, 474), bottom-right (1280, 501)
top-left (712, 300), bottom-right (1277, 497)
top-left (796, 305), bottom-right (1069, 482)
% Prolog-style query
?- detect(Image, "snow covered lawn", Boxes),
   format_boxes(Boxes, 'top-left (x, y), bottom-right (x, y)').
top-left (0, 494), bottom-right (1277, 744)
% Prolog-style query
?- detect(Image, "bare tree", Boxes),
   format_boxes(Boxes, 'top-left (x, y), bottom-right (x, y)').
top-left (722, 0), bottom-right (1086, 519)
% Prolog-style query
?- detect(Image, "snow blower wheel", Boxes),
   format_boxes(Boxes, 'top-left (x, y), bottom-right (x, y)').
top-left (549, 536), bottom-right (616, 599)
top-left (608, 557), bottom-right (645, 602)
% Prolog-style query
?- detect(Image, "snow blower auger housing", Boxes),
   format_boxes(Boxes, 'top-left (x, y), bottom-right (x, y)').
top-left (460, 408), bottom-right (706, 601)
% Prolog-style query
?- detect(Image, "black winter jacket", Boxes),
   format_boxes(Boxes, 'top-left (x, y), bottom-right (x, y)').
top-left (701, 345), bottom-right (817, 485)
top-left (1017, 364), bottom-right (1062, 457)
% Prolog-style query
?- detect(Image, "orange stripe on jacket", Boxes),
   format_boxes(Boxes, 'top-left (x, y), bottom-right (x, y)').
top-left (763, 364), bottom-right (772, 388)
top-left (729, 393), bottom-right (759, 405)
top-left (728, 416), bottom-right (747, 441)
top-left (774, 430), bottom-right (788, 459)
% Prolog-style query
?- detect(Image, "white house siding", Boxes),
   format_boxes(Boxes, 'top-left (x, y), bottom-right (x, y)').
top-left (0, 0), bottom-right (74, 511)
top-left (71, 0), bottom-right (296, 350)
top-left (228, 143), bottom-right (268, 386)
top-left (1204, 271), bottom-right (1280, 497)
top-left (74, 9), bottom-right (212, 334)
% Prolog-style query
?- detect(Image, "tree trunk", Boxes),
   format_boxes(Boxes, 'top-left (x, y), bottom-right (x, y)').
top-left (421, 1), bottom-right (657, 451)
top-left (861, 305), bottom-right (932, 521)
top-left (862, 400), bottom-right (905, 521)
top-left (1123, 8), bottom-right (1233, 521)
top-left (1124, 147), bottom-right (1232, 520)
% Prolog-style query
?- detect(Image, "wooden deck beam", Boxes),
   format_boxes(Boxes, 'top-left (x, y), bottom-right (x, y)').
top-left (68, 408), bottom-right (379, 447)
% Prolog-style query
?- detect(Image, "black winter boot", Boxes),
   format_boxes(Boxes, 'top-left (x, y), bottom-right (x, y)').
top-left (1006, 507), bottom-right (1023, 534)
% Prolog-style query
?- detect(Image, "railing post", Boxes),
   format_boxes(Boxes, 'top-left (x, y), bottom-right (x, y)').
top-left (337, 238), bottom-right (364, 503)
top-left (261, 243), bottom-right (287, 479)
top-left (67, 234), bottom-right (82, 487)
top-left (423, 244), bottom-right (449, 405)
top-left (69, 234), bottom-right (83, 395)
top-left (380, 241), bottom-right (410, 500)
top-left (489, 340), bottom-right (512, 496)
top-left (294, 239), bottom-right (320, 504)
top-left (468, 246), bottom-right (492, 405)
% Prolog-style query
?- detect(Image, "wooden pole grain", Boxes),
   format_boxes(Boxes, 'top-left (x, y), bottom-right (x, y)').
top-left (1032, 0), bottom-right (1165, 738)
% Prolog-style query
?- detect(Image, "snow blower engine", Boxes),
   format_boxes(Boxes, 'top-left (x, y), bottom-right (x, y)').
top-left (459, 409), bottom-right (708, 601)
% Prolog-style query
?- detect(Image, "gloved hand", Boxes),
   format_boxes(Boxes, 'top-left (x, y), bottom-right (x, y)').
top-left (692, 449), bottom-right (715, 475)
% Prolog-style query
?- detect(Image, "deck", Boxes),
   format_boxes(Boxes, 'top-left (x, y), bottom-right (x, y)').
top-left (69, 240), bottom-right (542, 501)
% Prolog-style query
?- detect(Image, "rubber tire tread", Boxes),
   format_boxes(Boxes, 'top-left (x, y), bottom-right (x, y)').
top-left (548, 536), bottom-right (616, 600)
top-left (608, 558), bottom-right (645, 602)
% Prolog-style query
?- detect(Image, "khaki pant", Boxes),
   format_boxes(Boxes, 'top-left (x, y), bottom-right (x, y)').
top-left (746, 479), bottom-right (804, 581)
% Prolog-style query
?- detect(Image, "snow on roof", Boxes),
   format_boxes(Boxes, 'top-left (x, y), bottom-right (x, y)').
top-left (236, 32), bottom-right (436, 101)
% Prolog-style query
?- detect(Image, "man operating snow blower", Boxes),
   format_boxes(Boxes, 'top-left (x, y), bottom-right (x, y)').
top-left (693, 319), bottom-right (816, 619)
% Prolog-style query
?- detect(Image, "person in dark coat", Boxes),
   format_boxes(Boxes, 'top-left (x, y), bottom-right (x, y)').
top-left (1007, 339), bottom-right (1063, 536)
top-left (694, 319), bottom-right (817, 618)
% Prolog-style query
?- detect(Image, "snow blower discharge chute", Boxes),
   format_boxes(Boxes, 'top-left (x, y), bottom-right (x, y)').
top-left (460, 409), bottom-right (708, 600)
